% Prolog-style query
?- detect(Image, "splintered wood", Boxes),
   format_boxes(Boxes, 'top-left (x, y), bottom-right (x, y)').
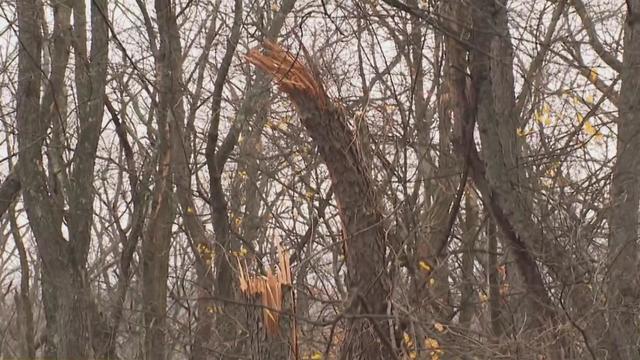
top-left (237, 245), bottom-right (292, 336)
top-left (245, 40), bottom-right (327, 109)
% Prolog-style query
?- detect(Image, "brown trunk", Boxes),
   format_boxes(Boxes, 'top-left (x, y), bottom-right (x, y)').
top-left (445, 0), bottom-right (562, 356)
top-left (247, 42), bottom-right (396, 360)
top-left (203, 0), bottom-right (243, 353)
top-left (459, 193), bottom-right (478, 328)
top-left (141, 1), bottom-right (181, 359)
top-left (16, 0), bottom-right (106, 357)
top-left (10, 202), bottom-right (35, 359)
top-left (605, 2), bottom-right (640, 358)
top-left (486, 219), bottom-right (504, 339)
top-left (0, 166), bottom-right (20, 219)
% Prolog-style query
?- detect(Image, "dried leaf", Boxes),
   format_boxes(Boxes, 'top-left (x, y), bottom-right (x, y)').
top-left (419, 260), bottom-right (432, 272)
top-left (589, 68), bottom-right (599, 83)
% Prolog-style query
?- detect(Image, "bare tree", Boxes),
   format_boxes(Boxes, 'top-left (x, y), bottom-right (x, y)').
top-left (605, 1), bottom-right (640, 358)
top-left (16, 0), bottom-right (108, 356)
top-left (5, 0), bottom-right (640, 359)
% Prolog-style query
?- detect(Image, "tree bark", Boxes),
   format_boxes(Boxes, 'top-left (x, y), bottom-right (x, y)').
top-left (459, 193), bottom-right (478, 328)
top-left (0, 166), bottom-right (20, 219)
top-left (141, 1), bottom-right (181, 359)
top-left (16, 0), bottom-right (104, 357)
top-left (605, 2), bottom-right (640, 358)
top-left (445, 0), bottom-right (562, 356)
top-left (9, 202), bottom-right (35, 359)
top-left (247, 42), bottom-right (396, 360)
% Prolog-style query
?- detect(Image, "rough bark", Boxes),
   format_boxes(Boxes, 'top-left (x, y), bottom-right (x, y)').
top-left (140, 1), bottom-right (181, 359)
top-left (471, 0), bottom-right (557, 328)
top-left (16, 0), bottom-right (108, 357)
top-left (68, 0), bottom-right (109, 270)
top-left (486, 220), bottom-right (504, 339)
top-left (459, 192), bottom-right (478, 328)
top-left (9, 202), bottom-right (35, 359)
top-left (605, 2), bottom-right (640, 358)
top-left (444, 0), bottom-right (562, 356)
top-left (247, 42), bottom-right (396, 360)
top-left (0, 166), bottom-right (20, 219)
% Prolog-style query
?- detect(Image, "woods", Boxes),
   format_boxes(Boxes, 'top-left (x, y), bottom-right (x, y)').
top-left (1, 0), bottom-right (640, 359)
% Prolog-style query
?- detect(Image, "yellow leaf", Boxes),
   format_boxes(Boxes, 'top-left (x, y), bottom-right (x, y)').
top-left (419, 260), bottom-right (432, 272)
top-left (545, 167), bottom-right (556, 178)
top-left (541, 104), bottom-right (552, 125)
top-left (425, 337), bottom-right (440, 350)
top-left (425, 338), bottom-right (444, 360)
top-left (310, 351), bottom-right (323, 360)
top-left (535, 110), bottom-right (552, 126)
top-left (589, 68), bottom-right (599, 83)
top-left (586, 94), bottom-right (594, 105)
top-left (403, 332), bottom-right (414, 347)
top-left (207, 305), bottom-right (222, 314)
top-left (409, 350), bottom-right (417, 359)
top-left (268, 119), bottom-right (288, 131)
top-left (305, 189), bottom-right (315, 201)
top-left (479, 293), bottom-right (489, 303)
top-left (434, 322), bottom-right (446, 333)
top-left (429, 278), bottom-right (436, 287)
top-left (584, 121), bottom-right (597, 136)
top-left (573, 96), bottom-right (582, 105)
top-left (186, 206), bottom-right (195, 215)
top-left (233, 245), bottom-right (248, 257)
top-left (516, 128), bottom-right (529, 137)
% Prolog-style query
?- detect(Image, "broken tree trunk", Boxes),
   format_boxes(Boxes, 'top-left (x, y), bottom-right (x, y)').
top-left (246, 42), bottom-right (396, 359)
top-left (238, 247), bottom-right (296, 359)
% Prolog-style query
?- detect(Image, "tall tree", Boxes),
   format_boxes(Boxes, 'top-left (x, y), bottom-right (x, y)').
top-left (606, 1), bottom-right (640, 358)
top-left (16, 0), bottom-right (108, 356)
top-left (247, 41), bottom-right (396, 360)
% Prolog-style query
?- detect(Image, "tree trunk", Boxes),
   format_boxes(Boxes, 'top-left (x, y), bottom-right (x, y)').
top-left (247, 42), bottom-right (396, 360)
top-left (141, 1), bottom-right (181, 359)
top-left (445, 0), bottom-right (562, 356)
top-left (0, 166), bottom-right (20, 219)
top-left (605, 2), bottom-right (640, 358)
top-left (16, 0), bottom-right (102, 357)
top-left (459, 193), bottom-right (478, 328)
top-left (10, 202), bottom-right (35, 359)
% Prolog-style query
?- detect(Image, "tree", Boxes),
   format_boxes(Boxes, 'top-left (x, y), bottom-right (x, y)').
top-left (3, 0), bottom-right (640, 359)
